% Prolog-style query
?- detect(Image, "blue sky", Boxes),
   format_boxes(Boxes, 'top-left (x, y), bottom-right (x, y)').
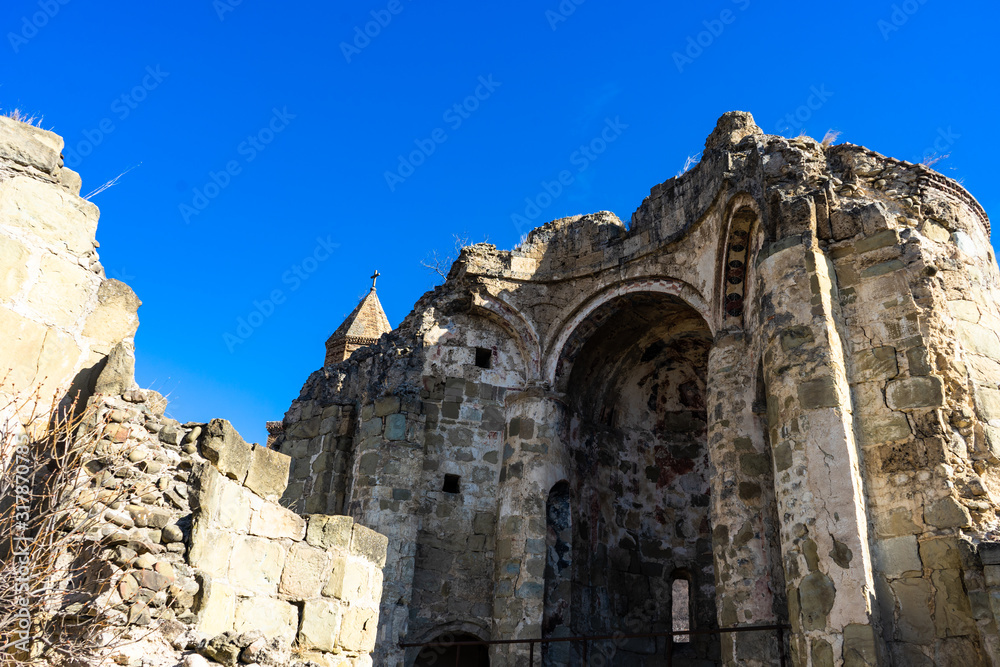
top-left (3, 0), bottom-right (997, 445)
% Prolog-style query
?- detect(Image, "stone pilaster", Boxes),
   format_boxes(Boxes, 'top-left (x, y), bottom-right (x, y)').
top-left (757, 234), bottom-right (882, 666)
top-left (706, 333), bottom-right (787, 666)
top-left (491, 387), bottom-right (568, 666)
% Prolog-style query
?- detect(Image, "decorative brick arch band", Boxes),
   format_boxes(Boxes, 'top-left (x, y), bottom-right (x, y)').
top-left (543, 277), bottom-right (713, 387)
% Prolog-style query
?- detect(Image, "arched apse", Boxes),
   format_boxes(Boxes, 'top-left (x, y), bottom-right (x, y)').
top-left (546, 290), bottom-right (720, 665)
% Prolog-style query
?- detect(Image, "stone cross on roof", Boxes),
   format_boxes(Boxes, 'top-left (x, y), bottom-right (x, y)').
top-left (370, 270), bottom-right (380, 290)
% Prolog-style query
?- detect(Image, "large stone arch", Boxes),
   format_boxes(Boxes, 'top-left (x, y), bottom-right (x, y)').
top-left (543, 277), bottom-right (713, 388)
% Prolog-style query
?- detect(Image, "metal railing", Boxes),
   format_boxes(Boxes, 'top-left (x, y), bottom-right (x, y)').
top-left (401, 623), bottom-right (791, 666)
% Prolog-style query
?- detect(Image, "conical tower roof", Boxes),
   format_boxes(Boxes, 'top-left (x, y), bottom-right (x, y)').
top-left (324, 271), bottom-right (392, 365)
top-left (329, 289), bottom-right (391, 342)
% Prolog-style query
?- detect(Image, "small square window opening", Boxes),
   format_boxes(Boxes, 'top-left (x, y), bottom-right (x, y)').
top-left (443, 474), bottom-right (461, 494)
top-left (475, 347), bottom-right (493, 369)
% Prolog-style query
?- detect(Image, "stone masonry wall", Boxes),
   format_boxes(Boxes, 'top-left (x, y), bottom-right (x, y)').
top-left (64, 364), bottom-right (389, 667)
top-left (0, 115), bottom-right (139, 416)
top-left (272, 112), bottom-right (1000, 667)
top-left (190, 449), bottom-right (386, 666)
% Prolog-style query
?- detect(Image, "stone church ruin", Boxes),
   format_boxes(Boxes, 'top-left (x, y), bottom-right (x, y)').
top-left (3, 110), bottom-right (1000, 667)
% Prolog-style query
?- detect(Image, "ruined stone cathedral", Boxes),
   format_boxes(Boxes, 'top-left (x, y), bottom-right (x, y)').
top-left (269, 112), bottom-right (1000, 666)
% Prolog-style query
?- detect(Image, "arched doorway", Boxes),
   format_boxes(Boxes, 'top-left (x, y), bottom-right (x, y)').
top-left (553, 290), bottom-right (720, 665)
top-left (414, 633), bottom-right (490, 667)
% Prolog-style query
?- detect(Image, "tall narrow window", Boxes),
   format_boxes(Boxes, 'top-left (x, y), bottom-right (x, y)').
top-left (672, 578), bottom-right (691, 643)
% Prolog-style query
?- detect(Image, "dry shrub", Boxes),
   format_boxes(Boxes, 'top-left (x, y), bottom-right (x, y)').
top-left (0, 387), bottom-right (137, 666)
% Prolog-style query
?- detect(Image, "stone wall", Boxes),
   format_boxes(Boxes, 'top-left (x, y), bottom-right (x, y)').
top-left (0, 115), bottom-right (139, 415)
top-left (190, 456), bottom-right (385, 665)
top-left (63, 371), bottom-right (388, 667)
top-left (275, 112), bottom-right (1000, 667)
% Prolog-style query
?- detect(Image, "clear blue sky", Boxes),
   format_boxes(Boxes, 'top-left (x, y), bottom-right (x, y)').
top-left (3, 0), bottom-right (997, 446)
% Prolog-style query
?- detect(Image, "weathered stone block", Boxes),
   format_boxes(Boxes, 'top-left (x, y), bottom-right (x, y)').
top-left (324, 556), bottom-right (368, 600)
top-left (886, 376), bottom-right (944, 411)
top-left (0, 175), bottom-right (97, 254)
top-left (0, 234), bottom-right (28, 301)
top-left (384, 413), bottom-right (406, 441)
top-left (233, 596), bottom-right (298, 641)
top-left (201, 419), bottom-right (253, 483)
top-left (891, 577), bottom-right (934, 644)
top-left (0, 116), bottom-right (63, 174)
top-left (196, 578), bottom-right (236, 637)
top-left (298, 598), bottom-right (343, 651)
top-left (188, 527), bottom-right (233, 577)
top-left (798, 376), bottom-right (840, 409)
top-left (374, 396), bottom-right (400, 417)
top-left (979, 542), bottom-right (1000, 566)
top-left (957, 321), bottom-right (1000, 358)
top-left (931, 569), bottom-right (977, 638)
top-left (877, 535), bottom-right (921, 578)
top-left (918, 537), bottom-right (962, 571)
top-left (218, 479), bottom-right (252, 532)
top-left (250, 501), bottom-right (305, 540)
top-left (798, 571), bottom-right (835, 630)
top-left (280, 543), bottom-right (331, 600)
top-left (842, 624), bottom-right (877, 667)
top-left (229, 536), bottom-right (285, 594)
top-left (26, 253), bottom-right (95, 328)
top-left (924, 497), bottom-right (971, 529)
top-left (852, 346), bottom-right (898, 382)
top-left (244, 444), bottom-right (291, 501)
top-left (351, 523), bottom-right (388, 567)
top-left (306, 514), bottom-right (354, 550)
top-left (82, 279), bottom-right (141, 343)
top-left (339, 606), bottom-right (378, 653)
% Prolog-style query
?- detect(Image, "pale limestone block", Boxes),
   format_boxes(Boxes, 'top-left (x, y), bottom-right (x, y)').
top-left (279, 542), bottom-right (331, 600)
top-left (218, 478), bottom-right (252, 532)
top-left (81, 279), bottom-right (140, 342)
top-left (250, 501), bottom-right (305, 540)
top-left (188, 526), bottom-right (233, 577)
top-left (0, 234), bottom-right (28, 301)
top-left (338, 606), bottom-right (378, 653)
top-left (233, 596), bottom-right (298, 641)
top-left (298, 598), bottom-right (343, 651)
top-left (25, 253), bottom-right (96, 328)
top-left (245, 444), bottom-right (291, 501)
top-left (0, 176), bottom-right (98, 254)
top-left (0, 116), bottom-right (63, 174)
top-left (196, 578), bottom-right (236, 637)
top-left (324, 556), bottom-right (368, 601)
top-left (229, 535), bottom-right (285, 595)
top-left (306, 514), bottom-right (354, 550)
